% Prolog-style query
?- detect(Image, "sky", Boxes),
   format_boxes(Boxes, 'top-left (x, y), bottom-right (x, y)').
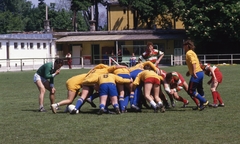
top-left (27, 0), bottom-right (56, 6)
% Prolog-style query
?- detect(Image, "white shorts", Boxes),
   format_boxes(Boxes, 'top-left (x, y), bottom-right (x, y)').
top-left (33, 73), bottom-right (47, 83)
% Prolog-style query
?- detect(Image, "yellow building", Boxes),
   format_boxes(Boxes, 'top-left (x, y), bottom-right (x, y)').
top-left (54, 1), bottom-right (186, 65)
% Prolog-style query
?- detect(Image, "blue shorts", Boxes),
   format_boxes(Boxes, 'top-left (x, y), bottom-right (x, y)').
top-left (118, 74), bottom-right (131, 79)
top-left (130, 69), bottom-right (142, 80)
top-left (190, 71), bottom-right (204, 83)
top-left (99, 83), bottom-right (118, 97)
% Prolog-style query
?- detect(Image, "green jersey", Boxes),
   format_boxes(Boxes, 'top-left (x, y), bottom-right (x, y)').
top-left (36, 62), bottom-right (55, 84)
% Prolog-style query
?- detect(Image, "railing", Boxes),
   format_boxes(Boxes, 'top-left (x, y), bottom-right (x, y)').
top-left (0, 54), bottom-right (239, 72)
top-left (174, 54), bottom-right (240, 66)
top-left (0, 57), bottom-right (85, 72)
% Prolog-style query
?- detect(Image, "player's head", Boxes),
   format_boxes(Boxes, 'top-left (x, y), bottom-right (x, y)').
top-left (165, 72), bottom-right (173, 83)
top-left (146, 42), bottom-right (154, 52)
top-left (54, 58), bottom-right (64, 70)
top-left (143, 64), bottom-right (154, 71)
top-left (183, 40), bottom-right (195, 51)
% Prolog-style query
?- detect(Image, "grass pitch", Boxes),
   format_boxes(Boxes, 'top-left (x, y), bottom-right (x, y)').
top-left (0, 65), bottom-right (240, 144)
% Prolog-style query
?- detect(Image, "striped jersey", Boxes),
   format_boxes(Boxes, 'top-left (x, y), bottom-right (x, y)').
top-left (139, 49), bottom-right (164, 64)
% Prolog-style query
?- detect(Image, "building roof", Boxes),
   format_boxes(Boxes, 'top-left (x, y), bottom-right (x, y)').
top-left (56, 34), bottom-right (186, 42)
top-left (54, 29), bottom-right (186, 42)
top-left (0, 34), bottom-right (53, 40)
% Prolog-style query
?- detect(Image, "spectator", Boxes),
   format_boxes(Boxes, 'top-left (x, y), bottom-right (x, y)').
top-left (129, 53), bottom-right (137, 67)
top-left (110, 52), bottom-right (116, 65)
top-left (65, 52), bottom-right (72, 69)
top-left (103, 51), bottom-right (109, 64)
top-left (117, 49), bottom-right (122, 62)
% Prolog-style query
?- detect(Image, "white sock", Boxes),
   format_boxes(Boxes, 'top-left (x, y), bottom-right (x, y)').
top-left (150, 100), bottom-right (157, 108)
top-left (157, 101), bottom-right (163, 106)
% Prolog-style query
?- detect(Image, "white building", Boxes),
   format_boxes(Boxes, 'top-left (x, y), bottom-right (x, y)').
top-left (0, 34), bottom-right (56, 69)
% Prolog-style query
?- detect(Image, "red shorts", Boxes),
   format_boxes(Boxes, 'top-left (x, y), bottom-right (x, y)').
top-left (212, 70), bottom-right (223, 83)
top-left (144, 77), bottom-right (160, 85)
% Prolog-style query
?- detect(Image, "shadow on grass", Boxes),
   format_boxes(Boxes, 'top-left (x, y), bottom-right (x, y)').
top-left (21, 105), bottom-right (199, 114)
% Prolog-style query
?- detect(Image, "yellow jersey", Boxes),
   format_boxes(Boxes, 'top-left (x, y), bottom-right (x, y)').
top-left (98, 73), bottom-right (131, 85)
top-left (113, 67), bottom-right (130, 75)
top-left (129, 61), bottom-right (157, 72)
top-left (185, 50), bottom-right (202, 75)
top-left (83, 65), bottom-right (117, 85)
top-left (66, 73), bottom-right (87, 92)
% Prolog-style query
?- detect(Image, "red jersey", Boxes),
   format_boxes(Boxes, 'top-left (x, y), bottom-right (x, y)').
top-left (201, 63), bottom-right (222, 83)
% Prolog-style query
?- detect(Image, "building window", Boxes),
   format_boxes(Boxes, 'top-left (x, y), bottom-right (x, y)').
top-left (158, 43), bottom-right (165, 51)
top-left (21, 43), bottom-right (25, 49)
top-left (133, 41), bottom-right (145, 55)
top-left (43, 43), bottom-right (46, 49)
top-left (30, 43), bottom-right (33, 49)
top-left (37, 43), bottom-right (41, 49)
top-left (14, 42), bottom-right (18, 49)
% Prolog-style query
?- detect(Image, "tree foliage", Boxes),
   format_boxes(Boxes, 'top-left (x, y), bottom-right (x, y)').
top-left (0, 0), bottom-right (89, 33)
top-left (181, 0), bottom-right (240, 43)
top-left (118, 0), bottom-right (185, 29)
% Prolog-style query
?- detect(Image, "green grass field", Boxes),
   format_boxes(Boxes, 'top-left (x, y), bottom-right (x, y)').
top-left (0, 65), bottom-right (240, 144)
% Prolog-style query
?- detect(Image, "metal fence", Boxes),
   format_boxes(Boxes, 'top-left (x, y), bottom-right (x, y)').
top-left (0, 54), bottom-right (239, 72)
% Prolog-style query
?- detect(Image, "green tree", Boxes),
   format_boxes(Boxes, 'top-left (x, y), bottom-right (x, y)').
top-left (0, 0), bottom-right (35, 33)
top-left (51, 9), bottom-right (73, 31)
top-left (118, 0), bottom-right (185, 29)
top-left (24, 7), bottom-right (45, 32)
top-left (181, 0), bottom-right (240, 43)
top-left (76, 11), bottom-right (88, 31)
top-left (71, 0), bottom-right (91, 31)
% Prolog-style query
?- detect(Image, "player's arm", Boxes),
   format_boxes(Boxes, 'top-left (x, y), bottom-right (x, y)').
top-left (155, 54), bottom-right (164, 66)
top-left (82, 76), bottom-right (98, 85)
top-left (155, 50), bottom-right (164, 65)
top-left (192, 63), bottom-right (197, 78)
top-left (44, 64), bottom-right (55, 79)
top-left (114, 75), bottom-right (131, 83)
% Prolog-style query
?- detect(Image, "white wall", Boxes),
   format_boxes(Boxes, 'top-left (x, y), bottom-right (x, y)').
top-left (0, 40), bottom-right (7, 67)
top-left (0, 37), bottom-right (56, 67)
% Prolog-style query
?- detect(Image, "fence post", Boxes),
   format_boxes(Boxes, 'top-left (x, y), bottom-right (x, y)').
top-left (81, 57), bottom-right (84, 68)
top-left (20, 59), bottom-right (23, 71)
top-left (231, 54), bottom-right (233, 65)
top-left (204, 55), bottom-right (206, 64)
top-left (33, 59), bottom-right (34, 70)
top-left (109, 57), bottom-right (111, 66)
top-left (171, 55), bottom-right (173, 66)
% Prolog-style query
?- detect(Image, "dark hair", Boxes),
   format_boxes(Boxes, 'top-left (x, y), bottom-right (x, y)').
top-left (166, 72), bottom-right (173, 83)
top-left (183, 40), bottom-right (195, 50)
top-left (54, 58), bottom-right (64, 65)
top-left (143, 64), bottom-right (154, 70)
top-left (147, 42), bottom-right (153, 47)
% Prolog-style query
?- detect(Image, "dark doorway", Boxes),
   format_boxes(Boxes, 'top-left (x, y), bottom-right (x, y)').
top-left (91, 44), bottom-right (100, 64)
